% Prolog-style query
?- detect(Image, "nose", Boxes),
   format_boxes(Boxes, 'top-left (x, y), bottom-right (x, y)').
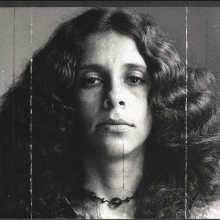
top-left (103, 83), bottom-right (126, 109)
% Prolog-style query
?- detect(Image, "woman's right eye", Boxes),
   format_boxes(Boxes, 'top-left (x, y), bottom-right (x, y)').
top-left (82, 77), bottom-right (102, 87)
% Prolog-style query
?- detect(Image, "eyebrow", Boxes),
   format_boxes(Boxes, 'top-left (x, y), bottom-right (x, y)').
top-left (77, 63), bottom-right (147, 73)
top-left (124, 63), bottom-right (147, 72)
top-left (77, 64), bottom-right (105, 73)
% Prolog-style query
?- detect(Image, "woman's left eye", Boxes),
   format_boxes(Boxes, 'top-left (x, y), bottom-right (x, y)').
top-left (127, 76), bottom-right (144, 84)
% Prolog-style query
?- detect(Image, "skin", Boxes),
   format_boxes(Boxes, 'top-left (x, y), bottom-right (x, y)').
top-left (74, 31), bottom-right (152, 218)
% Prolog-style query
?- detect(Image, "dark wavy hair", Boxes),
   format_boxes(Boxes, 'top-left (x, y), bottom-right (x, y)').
top-left (0, 7), bottom-right (220, 218)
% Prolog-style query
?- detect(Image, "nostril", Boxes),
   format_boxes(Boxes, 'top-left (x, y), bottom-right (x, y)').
top-left (104, 100), bottom-right (125, 108)
top-left (107, 100), bottom-right (111, 105)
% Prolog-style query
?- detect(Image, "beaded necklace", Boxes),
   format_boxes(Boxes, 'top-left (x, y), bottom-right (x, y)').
top-left (87, 191), bottom-right (135, 209)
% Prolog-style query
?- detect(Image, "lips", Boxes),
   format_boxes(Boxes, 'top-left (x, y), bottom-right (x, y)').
top-left (97, 119), bottom-right (134, 133)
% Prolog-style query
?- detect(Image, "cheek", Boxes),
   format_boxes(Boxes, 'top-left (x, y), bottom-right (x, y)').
top-left (138, 100), bottom-right (151, 123)
top-left (75, 90), bottom-right (101, 122)
top-left (130, 90), bottom-right (149, 115)
top-left (132, 92), bottom-right (152, 131)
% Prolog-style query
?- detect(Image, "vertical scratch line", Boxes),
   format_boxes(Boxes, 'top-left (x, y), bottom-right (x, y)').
top-left (123, 140), bottom-right (124, 190)
top-left (30, 7), bottom-right (33, 219)
top-left (123, 139), bottom-right (125, 217)
top-left (185, 6), bottom-right (188, 219)
top-left (206, 8), bottom-right (208, 69)
top-left (13, 9), bottom-right (15, 83)
top-left (12, 6), bottom-right (16, 202)
top-left (205, 9), bottom-right (208, 120)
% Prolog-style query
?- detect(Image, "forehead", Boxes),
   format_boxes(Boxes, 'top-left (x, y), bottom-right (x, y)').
top-left (79, 31), bottom-right (146, 68)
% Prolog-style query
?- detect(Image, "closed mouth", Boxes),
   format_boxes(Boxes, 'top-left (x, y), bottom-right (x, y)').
top-left (97, 119), bottom-right (134, 132)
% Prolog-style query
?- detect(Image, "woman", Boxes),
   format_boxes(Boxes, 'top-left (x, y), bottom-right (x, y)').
top-left (0, 7), bottom-right (220, 218)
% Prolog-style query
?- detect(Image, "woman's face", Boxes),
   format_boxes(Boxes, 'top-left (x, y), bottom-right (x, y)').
top-left (74, 31), bottom-right (152, 157)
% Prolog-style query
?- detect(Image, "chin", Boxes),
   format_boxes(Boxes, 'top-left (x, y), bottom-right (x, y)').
top-left (80, 131), bottom-right (147, 158)
top-left (97, 138), bottom-right (144, 158)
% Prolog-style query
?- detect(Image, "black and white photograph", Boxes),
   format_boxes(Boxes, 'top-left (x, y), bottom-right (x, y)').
top-left (0, 3), bottom-right (220, 218)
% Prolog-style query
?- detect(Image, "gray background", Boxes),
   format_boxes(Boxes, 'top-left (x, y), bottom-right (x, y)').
top-left (0, 7), bottom-right (220, 96)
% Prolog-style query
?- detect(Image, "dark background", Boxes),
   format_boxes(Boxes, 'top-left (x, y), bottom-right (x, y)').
top-left (0, 7), bottom-right (220, 96)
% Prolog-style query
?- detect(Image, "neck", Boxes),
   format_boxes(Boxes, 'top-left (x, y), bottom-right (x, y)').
top-left (82, 146), bottom-right (145, 200)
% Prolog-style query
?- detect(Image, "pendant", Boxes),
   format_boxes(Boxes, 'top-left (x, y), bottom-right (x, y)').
top-left (109, 198), bottom-right (123, 209)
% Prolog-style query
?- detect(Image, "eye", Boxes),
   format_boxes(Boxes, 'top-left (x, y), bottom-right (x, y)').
top-left (82, 77), bottom-right (103, 87)
top-left (127, 76), bottom-right (144, 84)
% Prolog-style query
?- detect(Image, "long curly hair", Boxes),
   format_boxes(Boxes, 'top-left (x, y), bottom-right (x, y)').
top-left (0, 7), bottom-right (220, 218)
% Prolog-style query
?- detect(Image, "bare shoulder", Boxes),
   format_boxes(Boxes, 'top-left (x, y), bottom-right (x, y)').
top-left (189, 200), bottom-right (220, 219)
